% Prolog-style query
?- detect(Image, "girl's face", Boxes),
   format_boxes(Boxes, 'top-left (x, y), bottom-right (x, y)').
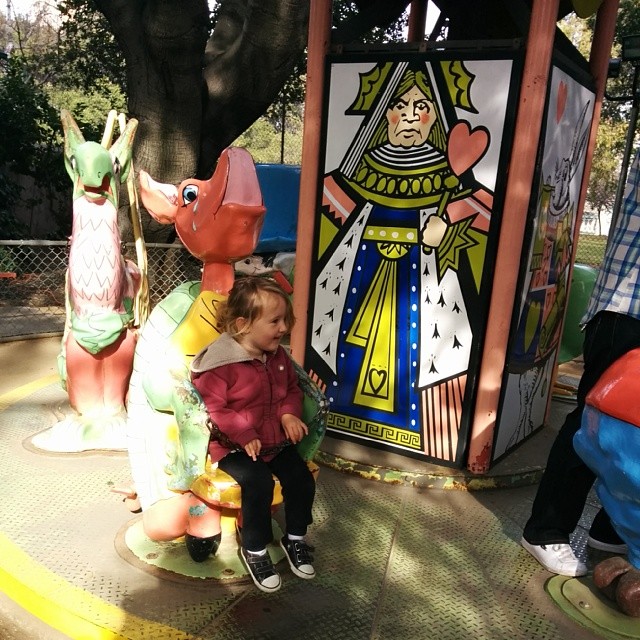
top-left (235, 293), bottom-right (289, 358)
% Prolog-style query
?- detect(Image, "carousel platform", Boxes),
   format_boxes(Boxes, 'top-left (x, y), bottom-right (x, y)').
top-left (0, 336), bottom-right (634, 640)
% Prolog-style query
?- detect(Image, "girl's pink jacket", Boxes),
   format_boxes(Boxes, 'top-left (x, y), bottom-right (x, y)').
top-left (190, 332), bottom-right (303, 463)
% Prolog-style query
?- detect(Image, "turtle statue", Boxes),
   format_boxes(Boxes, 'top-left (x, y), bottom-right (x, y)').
top-left (125, 147), bottom-right (326, 564)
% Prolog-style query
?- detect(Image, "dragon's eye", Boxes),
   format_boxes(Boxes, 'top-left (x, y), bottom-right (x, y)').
top-left (182, 185), bottom-right (199, 204)
top-left (113, 158), bottom-right (121, 176)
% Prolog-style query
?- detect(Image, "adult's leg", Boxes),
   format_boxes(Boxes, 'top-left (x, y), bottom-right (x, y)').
top-left (523, 311), bottom-right (640, 544)
top-left (218, 452), bottom-right (275, 551)
top-left (269, 446), bottom-right (315, 537)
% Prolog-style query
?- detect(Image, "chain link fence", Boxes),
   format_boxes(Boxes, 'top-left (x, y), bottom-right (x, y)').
top-left (233, 105), bottom-right (304, 165)
top-left (574, 234), bottom-right (607, 268)
top-left (0, 240), bottom-right (203, 340)
top-left (574, 210), bottom-right (610, 268)
top-left (0, 227), bottom-right (608, 341)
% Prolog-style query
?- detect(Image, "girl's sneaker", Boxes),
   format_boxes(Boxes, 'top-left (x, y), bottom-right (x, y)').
top-left (240, 548), bottom-right (281, 593)
top-left (280, 537), bottom-right (316, 579)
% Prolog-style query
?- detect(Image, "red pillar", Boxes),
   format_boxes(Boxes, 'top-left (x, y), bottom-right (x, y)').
top-left (466, 0), bottom-right (561, 473)
top-left (407, 0), bottom-right (428, 43)
top-left (290, 0), bottom-right (333, 364)
top-left (545, 0), bottom-right (620, 411)
top-left (576, 0), bottom-right (620, 227)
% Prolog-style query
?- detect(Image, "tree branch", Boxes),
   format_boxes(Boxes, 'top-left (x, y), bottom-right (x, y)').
top-left (332, 0), bottom-right (410, 44)
top-left (199, 0), bottom-right (309, 175)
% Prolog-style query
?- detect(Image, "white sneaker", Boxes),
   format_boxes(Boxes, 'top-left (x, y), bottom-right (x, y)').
top-left (521, 537), bottom-right (588, 577)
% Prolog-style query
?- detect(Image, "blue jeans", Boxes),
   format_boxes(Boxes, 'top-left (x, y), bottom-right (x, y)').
top-left (218, 445), bottom-right (315, 551)
top-left (523, 311), bottom-right (640, 545)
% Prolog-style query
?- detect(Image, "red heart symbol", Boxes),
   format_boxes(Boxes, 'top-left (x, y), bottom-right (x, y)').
top-left (447, 121), bottom-right (489, 176)
top-left (556, 81), bottom-right (567, 123)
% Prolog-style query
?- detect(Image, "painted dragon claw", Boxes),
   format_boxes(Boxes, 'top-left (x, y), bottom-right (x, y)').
top-left (31, 412), bottom-right (128, 452)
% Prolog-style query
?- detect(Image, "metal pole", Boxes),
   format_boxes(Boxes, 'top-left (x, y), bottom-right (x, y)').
top-left (609, 64), bottom-right (640, 237)
top-left (280, 98), bottom-right (286, 164)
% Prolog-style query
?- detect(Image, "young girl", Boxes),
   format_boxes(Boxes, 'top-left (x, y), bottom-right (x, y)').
top-left (190, 276), bottom-right (316, 593)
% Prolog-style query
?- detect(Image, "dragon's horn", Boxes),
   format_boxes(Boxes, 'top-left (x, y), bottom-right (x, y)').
top-left (61, 110), bottom-right (86, 181)
top-left (61, 110), bottom-right (85, 159)
top-left (109, 116), bottom-right (139, 184)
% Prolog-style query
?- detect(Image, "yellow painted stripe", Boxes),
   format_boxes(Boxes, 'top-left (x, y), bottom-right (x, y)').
top-left (0, 378), bottom-right (199, 640)
top-left (0, 374), bottom-right (60, 413)
top-left (0, 534), bottom-right (197, 639)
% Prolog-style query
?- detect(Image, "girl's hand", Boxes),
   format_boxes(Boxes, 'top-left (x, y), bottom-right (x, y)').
top-left (244, 439), bottom-right (262, 461)
top-left (281, 413), bottom-right (308, 444)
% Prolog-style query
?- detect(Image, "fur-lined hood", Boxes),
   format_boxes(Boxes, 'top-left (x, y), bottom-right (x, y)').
top-left (190, 332), bottom-right (255, 373)
top-left (190, 332), bottom-right (302, 464)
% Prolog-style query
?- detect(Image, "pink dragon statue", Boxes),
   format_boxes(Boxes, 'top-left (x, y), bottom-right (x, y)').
top-left (32, 110), bottom-right (142, 453)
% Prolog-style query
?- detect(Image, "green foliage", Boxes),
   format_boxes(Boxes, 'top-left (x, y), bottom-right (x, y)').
top-left (275, 56), bottom-right (307, 108)
top-left (233, 107), bottom-right (304, 164)
top-left (0, 54), bottom-right (66, 238)
top-left (561, 2), bottom-right (640, 123)
top-left (0, 2), bottom-right (130, 239)
top-left (333, 1), bottom-right (408, 43)
top-left (1, 3), bottom-right (60, 70)
top-left (601, 0), bottom-right (640, 121)
top-left (0, 246), bottom-right (18, 272)
top-left (0, 55), bottom-right (60, 174)
top-left (0, 173), bottom-right (29, 241)
top-left (53, 0), bottom-right (126, 93)
top-left (614, 0), bottom-right (640, 49)
top-left (48, 80), bottom-right (127, 142)
top-left (586, 119), bottom-right (627, 217)
top-left (560, 3), bottom-right (640, 224)
top-left (558, 13), bottom-right (593, 57)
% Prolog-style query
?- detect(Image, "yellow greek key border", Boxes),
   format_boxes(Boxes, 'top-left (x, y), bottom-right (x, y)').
top-left (328, 412), bottom-right (421, 450)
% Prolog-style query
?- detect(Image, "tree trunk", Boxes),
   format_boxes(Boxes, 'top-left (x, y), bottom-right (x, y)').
top-left (95, 0), bottom-right (311, 241)
top-left (597, 206), bottom-right (602, 236)
top-left (95, 0), bottom-right (210, 242)
top-left (93, 0), bottom-right (412, 240)
top-left (199, 0), bottom-right (310, 176)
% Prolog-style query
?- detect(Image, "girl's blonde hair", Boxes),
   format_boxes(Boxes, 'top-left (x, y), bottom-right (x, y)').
top-left (217, 276), bottom-right (295, 337)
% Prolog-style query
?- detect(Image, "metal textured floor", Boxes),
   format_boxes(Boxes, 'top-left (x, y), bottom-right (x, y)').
top-left (0, 338), bottom-right (629, 639)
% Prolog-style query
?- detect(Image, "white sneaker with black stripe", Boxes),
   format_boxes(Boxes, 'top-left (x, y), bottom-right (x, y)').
top-left (521, 537), bottom-right (588, 577)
